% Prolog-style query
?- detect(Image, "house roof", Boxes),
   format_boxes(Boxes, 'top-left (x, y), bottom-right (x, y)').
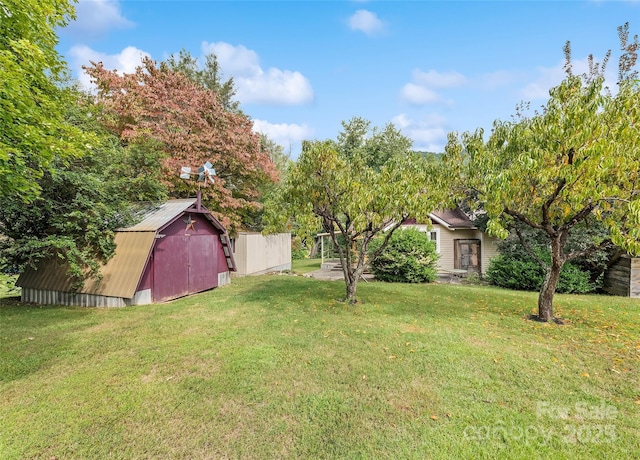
top-left (429, 209), bottom-right (476, 230)
top-left (400, 209), bottom-right (477, 230)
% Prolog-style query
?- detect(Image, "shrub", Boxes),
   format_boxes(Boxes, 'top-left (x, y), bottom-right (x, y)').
top-left (291, 236), bottom-right (309, 260)
top-left (486, 253), bottom-right (594, 294)
top-left (368, 228), bottom-right (439, 283)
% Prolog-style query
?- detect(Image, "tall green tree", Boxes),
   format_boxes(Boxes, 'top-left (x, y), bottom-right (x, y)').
top-left (240, 135), bottom-right (292, 231)
top-left (268, 119), bottom-right (449, 303)
top-left (0, 89), bottom-right (167, 285)
top-left (446, 26), bottom-right (640, 322)
top-left (0, 0), bottom-right (86, 202)
top-left (163, 49), bottom-right (241, 114)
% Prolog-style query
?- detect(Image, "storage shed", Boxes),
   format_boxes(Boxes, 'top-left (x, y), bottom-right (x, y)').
top-left (16, 198), bottom-right (236, 306)
top-left (602, 255), bottom-right (640, 298)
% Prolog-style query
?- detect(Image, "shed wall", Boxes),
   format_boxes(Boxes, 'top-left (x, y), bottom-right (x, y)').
top-left (603, 256), bottom-right (640, 298)
top-left (151, 212), bottom-right (227, 302)
top-left (603, 256), bottom-right (631, 297)
top-left (233, 233), bottom-right (291, 276)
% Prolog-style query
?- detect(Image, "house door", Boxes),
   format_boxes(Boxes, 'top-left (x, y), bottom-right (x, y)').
top-left (454, 239), bottom-right (481, 274)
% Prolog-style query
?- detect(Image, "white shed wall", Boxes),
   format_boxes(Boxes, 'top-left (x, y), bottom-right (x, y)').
top-left (233, 232), bottom-right (292, 276)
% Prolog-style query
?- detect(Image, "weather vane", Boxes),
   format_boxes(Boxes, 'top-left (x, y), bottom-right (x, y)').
top-left (179, 161), bottom-right (216, 185)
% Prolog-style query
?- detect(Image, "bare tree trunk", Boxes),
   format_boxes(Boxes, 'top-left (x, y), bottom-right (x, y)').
top-left (537, 236), bottom-right (565, 322)
top-left (537, 267), bottom-right (561, 321)
top-left (345, 274), bottom-right (357, 303)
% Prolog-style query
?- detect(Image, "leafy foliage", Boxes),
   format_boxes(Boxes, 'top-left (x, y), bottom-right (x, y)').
top-left (486, 254), bottom-right (594, 294)
top-left (85, 57), bottom-right (277, 231)
top-left (241, 135), bottom-right (292, 232)
top-left (163, 48), bottom-right (241, 114)
top-left (490, 221), bottom-right (620, 289)
top-left (0, 0), bottom-right (87, 202)
top-left (267, 118), bottom-right (450, 302)
top-left (0, 91), bottom-right (167, 287)
top-left (368, 228), bottom-right (439, 283)
top-left (291, 237), bottom-right (310, 260)
top-left (445, 26), bottom-right (640, 321)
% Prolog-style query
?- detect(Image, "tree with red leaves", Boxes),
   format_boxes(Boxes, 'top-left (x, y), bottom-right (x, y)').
top-left (85, 57), bottom-right (277, 231)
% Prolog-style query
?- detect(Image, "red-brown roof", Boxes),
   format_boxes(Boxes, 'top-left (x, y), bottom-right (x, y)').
top-left (402, 208), bottom-right (476, 229)
top-left (430, 208), bottom-right (476, 229)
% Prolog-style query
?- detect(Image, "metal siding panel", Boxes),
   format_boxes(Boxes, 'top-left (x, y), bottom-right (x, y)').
top-left (82, 232), bottom-right (156, 298)
top-left (218, 272), bottom-right (231, 286)
top-left (22, 288), bottom-right (127, 307)
top-left (17, 233), bottom-right (155, 299)
top-left (16, 259), bottom-right (77, 292)
top-left (153, 235), bottom-right (189, 302)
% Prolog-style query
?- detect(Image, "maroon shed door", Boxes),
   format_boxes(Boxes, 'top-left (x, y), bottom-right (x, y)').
top-left (153, 235), bottom-right (190, 302)
top-left (152, 234), bottom-right (219, 302)
top-left (188, 234), bottom-right (218, 293)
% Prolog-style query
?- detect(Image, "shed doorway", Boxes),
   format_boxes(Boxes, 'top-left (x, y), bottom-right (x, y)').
top-left (153, 234), bottom-right (218, 302)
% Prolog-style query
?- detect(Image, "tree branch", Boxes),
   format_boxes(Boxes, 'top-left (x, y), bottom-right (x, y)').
top-left (514, 225), bottom-right (549, 269)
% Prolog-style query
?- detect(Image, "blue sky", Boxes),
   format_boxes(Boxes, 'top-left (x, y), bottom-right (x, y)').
top-left (58, 0), bottom-right (640, 157)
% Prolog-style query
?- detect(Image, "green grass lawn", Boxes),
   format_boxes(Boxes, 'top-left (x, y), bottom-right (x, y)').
top-left (1, 274), bottom-right (639, 459)
top-left (291, 258), bottom-right (321, 274)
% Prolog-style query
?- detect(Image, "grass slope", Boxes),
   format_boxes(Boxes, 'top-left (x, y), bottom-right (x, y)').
top-left (1, 271), bottom-right (639, 459)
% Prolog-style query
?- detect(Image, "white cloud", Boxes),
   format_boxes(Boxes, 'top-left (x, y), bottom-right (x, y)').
top-left (69, 45), bottom-right (150, 89)
top-left (401, 69), bottom-right (466, 106)
top-left (400, 83), bottom-right (445, 105)
top-left (252, 119), bottom-right (314, 155)
top-left (520, 64), bottom-right (566, 100)
top-left (68, 0), bottom-right (133, 37)
top-left (202, 41), bottom-right (314, 105)
top-left (201, 42), bottom-right (261, 76)
top-left (348, 9), bottom-right (386, 36)
top-left (392, 113), bottom-right (448, 153)
top-left (411, 69), bottom-right (467, 88)
top-left (520, 56), bottom-right (617, 101)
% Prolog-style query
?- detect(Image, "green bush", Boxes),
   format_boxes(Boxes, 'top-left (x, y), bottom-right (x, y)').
top-left (486, 253), bottom-right (594, 294)
top-left (368, 228), bottom-right (439, 283)
top-left (291, 237), bottom-right (309, 260)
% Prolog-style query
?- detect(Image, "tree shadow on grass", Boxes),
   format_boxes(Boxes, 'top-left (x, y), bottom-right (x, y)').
top-left (236, 274), bottom-right (497, 321)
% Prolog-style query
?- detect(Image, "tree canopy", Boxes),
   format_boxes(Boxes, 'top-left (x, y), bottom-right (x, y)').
top-left (0, 0), bottom-right (86, 202)
top-left (85, 57), bottom-right (278, 231)
top-left (445, 25), bottom-right (640, 322)
top-left (163, 49), bottom-right (241, 114)
top-left (269, 118), bottom-right (449, 303)
top-left (0, 88), bottom-right (167, 283)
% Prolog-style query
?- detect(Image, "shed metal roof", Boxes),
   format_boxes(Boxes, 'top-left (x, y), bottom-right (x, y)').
top-left (122, 199), bottom-right (197, 232)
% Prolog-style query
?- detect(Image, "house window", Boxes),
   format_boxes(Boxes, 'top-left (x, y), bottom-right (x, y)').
top-left (430, 231), bottom-right (437, 242)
